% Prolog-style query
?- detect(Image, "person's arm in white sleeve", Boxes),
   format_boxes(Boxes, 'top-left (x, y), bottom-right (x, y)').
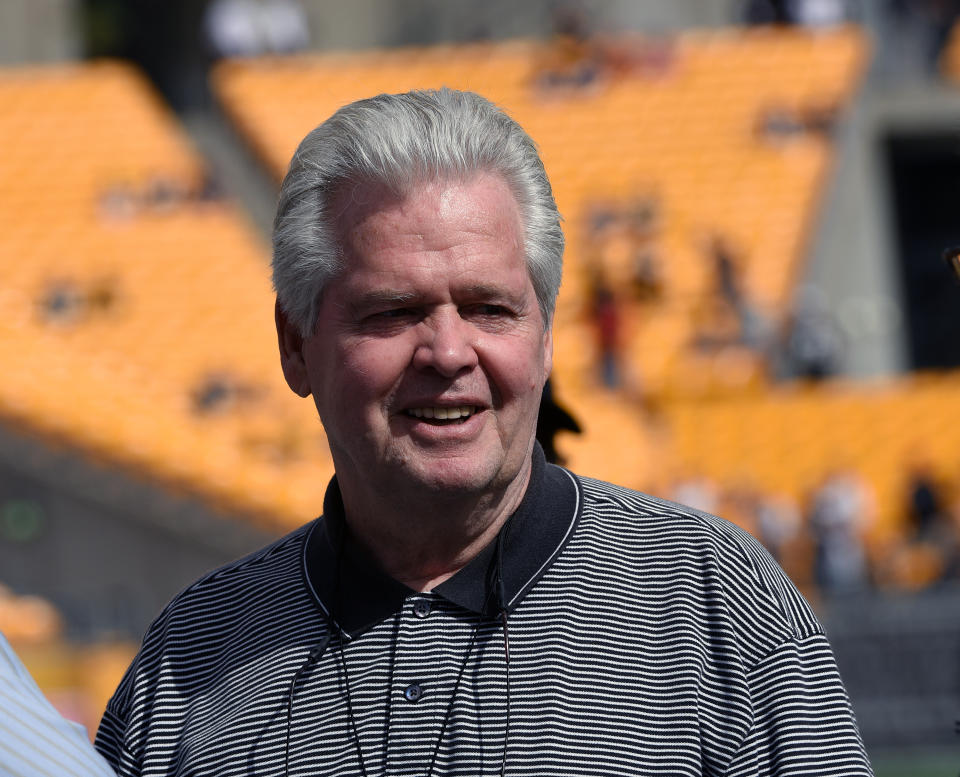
top-left (0, 631), bottom-right (116, 777)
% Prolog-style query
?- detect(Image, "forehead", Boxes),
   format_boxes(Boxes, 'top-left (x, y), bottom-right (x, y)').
top-left (330, 173), bottom-right (524, 266)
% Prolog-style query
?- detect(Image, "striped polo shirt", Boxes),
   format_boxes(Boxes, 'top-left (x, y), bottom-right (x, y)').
top-left (95, 447), bottom-right (873, 776)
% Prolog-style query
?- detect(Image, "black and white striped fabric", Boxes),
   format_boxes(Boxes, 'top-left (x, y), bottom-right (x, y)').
top-left (95, 449), bottom-right (873, 776)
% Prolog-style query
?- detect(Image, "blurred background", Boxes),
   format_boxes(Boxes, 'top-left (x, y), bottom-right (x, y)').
top-left (0, 0), bottom-right (959, 774)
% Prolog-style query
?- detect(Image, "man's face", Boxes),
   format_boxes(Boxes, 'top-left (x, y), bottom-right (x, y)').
top-left (279, 173), bottom-right (553, 506)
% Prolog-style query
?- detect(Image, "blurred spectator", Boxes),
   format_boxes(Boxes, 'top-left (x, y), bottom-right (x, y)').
top-left (808, 469), bottom-right (873, 595)
top-left (801, 99), bottom-right (842, 134)
top-left (535, 6), bottom-right (601, 91)
top-left (142, 175), bottom-right (188, 212)
top-left (585, 200), bottom-right (619, 238)
top-left (99, 175), bottom-right (222, 222)
top-left (600, 33), bottom-right (678, 81)
top-left (627, 193), bottom-right (659, 244)
top-left (755, 100), bottom-right (841, 144)
top-left (698, 234), bottom-right (769, 352)
top-left (906, 462), bottom-right (948, 540)
top-left (588, 272), bottom-right (624, 389)
top-left (204, 0), bottom-right (310, 59)
top-left (710, 234), bottom-right (743, 312)
top-left (671, 474), bottom-right (720, 515)
top-left (98, 183), bottom-right (139, 222)
top-left (756, 106), bottom-right (807, 141)
top-left (39, 282), bottom-right (85, 325)
top-left (196, 170), bottom-right (227, 203)
top-left (742, 0), bottom-right (851, 26)
top-left (86, 278), bottom-right (120, 314)
top-left (756, 492), bottom-right (803, 564)
top-left (630, 250), bottom-right (664, 304)
top-left (626, 195), bottom-right (665, 304)
top-left (191, 373), bottom-right (263, 415)
top-left (535, 6), bottom-right (677, 92)
top-left (791, 0), bottom-right (849, 27)
top-left (775, 284), bottom-right (845, 380)
top-left (38, 279), bottom-right (121, 326)
top-left (879, 461), bottom-right (960, 589)
top-left (742, 0), bottom-right (794, 25)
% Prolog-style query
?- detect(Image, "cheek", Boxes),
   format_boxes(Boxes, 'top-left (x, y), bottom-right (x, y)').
top-left (338, 340), bottom-right (411, 399)
top-left (488, 338), bottom-right (549, 402)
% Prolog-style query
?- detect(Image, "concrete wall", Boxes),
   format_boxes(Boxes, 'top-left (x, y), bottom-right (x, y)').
top-left (0, 0), bottom-right (79, 65)
top-left (0, 423), bottom-right (278, 641)
top-left (804, 83), bottom-right (960, 377)
top-left (299, 0), bottom-right (739, 52)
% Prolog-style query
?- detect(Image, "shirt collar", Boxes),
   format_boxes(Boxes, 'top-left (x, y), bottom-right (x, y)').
top-left (302, 444), bottom-right (582, 639)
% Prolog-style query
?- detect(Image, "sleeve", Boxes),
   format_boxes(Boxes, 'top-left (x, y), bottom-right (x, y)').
top-left (0, 631), bottom-right (117, 777)
top-left (93, 653), bottom-right (143, 777)
top-left (723, 633), bottom-right (874, 777)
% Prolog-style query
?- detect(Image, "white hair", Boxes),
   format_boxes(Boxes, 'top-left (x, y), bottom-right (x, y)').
top-left (272, 88), bottom-right (564, 336)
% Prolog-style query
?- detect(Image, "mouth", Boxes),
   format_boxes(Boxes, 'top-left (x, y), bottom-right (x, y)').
top-left (405, 405), bottom-right (478, 425)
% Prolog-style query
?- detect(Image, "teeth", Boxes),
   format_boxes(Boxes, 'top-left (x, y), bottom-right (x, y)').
top-left (408, 405), bottom-right (476, 420)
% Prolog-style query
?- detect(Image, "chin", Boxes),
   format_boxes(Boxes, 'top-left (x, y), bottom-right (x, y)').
top-left (410, 466), bottom-right (496, 496)
top-left (401, 455), bottom-right (506, 497)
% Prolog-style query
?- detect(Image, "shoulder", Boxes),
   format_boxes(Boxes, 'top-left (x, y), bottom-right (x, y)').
top-left (98, 522), bottom-right (322, 759)
top-left (105, 522), bottom-right (318, 710)
top-left (120, 521), bottom-right (316, 675)
top-left (567, 473), bottom-right (824, 661)
top-left (575, 473), bottom-right (770, 556)
top-left (156, 520), bottom-right (315, 615)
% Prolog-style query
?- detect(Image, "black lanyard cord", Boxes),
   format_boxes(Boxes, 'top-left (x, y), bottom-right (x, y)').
top-left (284, 634), bottom-right (332, 775)
top-left (337, 628), bottom-right (373, 777)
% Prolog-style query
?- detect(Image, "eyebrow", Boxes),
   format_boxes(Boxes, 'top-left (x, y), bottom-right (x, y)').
top-left (348, 283), bottom-right (526, 312)
top-left (346, 290), bottom-right (419, 316)
top-left (458, 283), bottom-right (527, 306)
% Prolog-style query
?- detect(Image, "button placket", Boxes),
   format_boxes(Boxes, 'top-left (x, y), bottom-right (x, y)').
top-left (400, 599), bottom-right (430, 709)
top-left (388, 594), bottom-right (452, 762)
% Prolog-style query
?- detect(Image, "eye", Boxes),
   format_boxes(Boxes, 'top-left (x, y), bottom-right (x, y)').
top-left (465, 303), bottom-right (511, 318)
top-left (357, 306), bottom-right (422, 334)
top-left (373, 308), bottom-right (415, 319)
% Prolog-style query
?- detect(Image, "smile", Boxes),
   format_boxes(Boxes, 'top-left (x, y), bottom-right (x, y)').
top-left (406, 405), bottom-right (477, 422)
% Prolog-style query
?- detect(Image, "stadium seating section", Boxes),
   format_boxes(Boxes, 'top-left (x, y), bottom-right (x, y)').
top-left (0, 61), bottom-right (334, 530)
top-left (3, 28), bottom-right (959, 614)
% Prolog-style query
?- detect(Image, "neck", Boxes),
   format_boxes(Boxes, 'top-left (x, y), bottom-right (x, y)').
top-left (338, 464), bottom-right (532, 592)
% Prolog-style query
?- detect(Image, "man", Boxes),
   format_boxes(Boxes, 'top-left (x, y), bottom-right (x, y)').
top-left (95, 88), bottom-right (873, 776)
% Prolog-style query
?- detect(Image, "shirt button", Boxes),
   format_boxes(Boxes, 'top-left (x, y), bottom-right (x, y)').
top-left (413, 600), bottom-right (431, 618)
top-left (404, 683), bottom-right (423, 702)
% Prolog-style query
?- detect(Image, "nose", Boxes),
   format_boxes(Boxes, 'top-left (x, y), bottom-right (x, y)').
top-left (412, 308), bottom-right (479, 377)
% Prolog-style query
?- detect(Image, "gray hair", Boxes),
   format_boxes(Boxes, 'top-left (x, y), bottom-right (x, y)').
top-left (272, 88), bottom-right (564, 336)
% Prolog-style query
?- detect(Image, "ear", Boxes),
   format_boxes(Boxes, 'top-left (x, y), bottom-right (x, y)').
top-left (542, 324), bottom-right (554, 380)
top-left (276, 299), bottom-right (312, 398)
